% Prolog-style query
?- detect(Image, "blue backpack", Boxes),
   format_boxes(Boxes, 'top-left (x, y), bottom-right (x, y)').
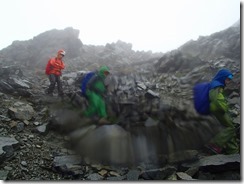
top-left (193, 82), bottom-right (211, 115)
top-left (80, 71), bottom-right (96, 96)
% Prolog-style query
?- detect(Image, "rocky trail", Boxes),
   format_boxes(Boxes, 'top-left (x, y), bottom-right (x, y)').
top-left (0, 65), bottom-right (240, 181)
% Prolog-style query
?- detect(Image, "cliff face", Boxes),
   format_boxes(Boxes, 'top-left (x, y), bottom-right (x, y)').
top-left (155, 21), bottom-right (240, 75)
top-left (179, 24), bottom-right (240, 60)
top-left (0, 27), bottom-right (83, 68)
top-left (0, 28), bottom-right (162, 73)
top-left (0, 21), bottom-right (240, 82)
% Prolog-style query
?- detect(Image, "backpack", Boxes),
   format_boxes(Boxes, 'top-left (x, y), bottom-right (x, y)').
top-left (193, 82), bottom-right (211, 115)
top-left (80, 71), bottom-right (96, 96)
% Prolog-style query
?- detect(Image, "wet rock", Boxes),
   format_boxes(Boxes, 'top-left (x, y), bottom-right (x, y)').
top-left (49, 109), bottom-right (88, 134)
top-left (21, 161), bottom-right (28, 166)
top-left (0, 115), bottom-right (11, 122)
top-left (145, 89), bottom-right (160, 99)
top-left (78, 125), bottom-right (133, 165)
top-left (52, 155), bottom-right (83, 175)
top-left (168, 150), bottom-right (199, 164)
top-left (126, 170), bottom-right (140, 180)
top-left (182, 154), bottom-right (240, 173)
top-left (107, 175), bottom-right (126, 180)
top-left (144, 117), bottom-right (158, 127)
top-left (185, 166), bottom-right (199, 177)
top-left (0, 137), bottom-right (19, 163)
top-left (176, 172), bottom-right (196, 180)
top-left (4, 166), bottom-right (13, 171)
top-left (8, 101), bottom-right (36, 121)
top-left (69, 125), bottom-right (96, 142)
top-left (212, 170), bottom-right (240, 180)
top-left (14, 122), bottom-right (25, 132)
top-left (228, 97), bottom-right (240, 106)
top-left (23, 120), bottom-right (30, 125)
top-left (33, 122), bottom-right (40, 126)
top-left (233, 116), bottom-right (240, 125)
top-left (35, 123), bottom-right (49, 135)
top-left (140, 166), bottom-right (177, 180)
top-left (8, 78), bottom-right (30, 89)
top-left (98, 169), bottom-right (108, 176)
top-left (87, 173), bottom-right (103, 180)
top-left (0, 170), bottom-right (9, 180)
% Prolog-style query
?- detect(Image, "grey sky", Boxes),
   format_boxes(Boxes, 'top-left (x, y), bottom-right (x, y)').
top-left (0, 0), bottom-right (240, 53)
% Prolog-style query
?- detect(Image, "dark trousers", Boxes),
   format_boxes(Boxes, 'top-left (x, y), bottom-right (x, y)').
top-left (47, 74), bottom-right (63, 96)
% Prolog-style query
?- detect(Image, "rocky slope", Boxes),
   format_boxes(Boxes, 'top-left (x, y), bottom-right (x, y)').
top-left (155, 20), bottom-right (240, 83)
top-left (0, 28), bottom-right (162, 74)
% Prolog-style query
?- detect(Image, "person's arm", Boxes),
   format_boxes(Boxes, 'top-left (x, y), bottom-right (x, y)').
top-left (50, 58), bottom-right (64, 69)
top-left (60, 61), bottom-right (65, 70)
top-left (45, 60), bottom-right (52, 75)
top-left (90, 79), bottom-right (106, 96)
top-left (213, 87), bottom-right (229, 113)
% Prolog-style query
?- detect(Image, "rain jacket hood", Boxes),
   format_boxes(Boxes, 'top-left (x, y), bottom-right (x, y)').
top-left (210, 69), bottom-right (233, 90)
top-left (98, 65), bottom-right (110, 79)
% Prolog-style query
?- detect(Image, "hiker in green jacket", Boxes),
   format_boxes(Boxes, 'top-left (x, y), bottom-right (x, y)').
top-left (84, 66), bottom-right (110, 122)
top-left (207, 69), bottom-right (239, 154)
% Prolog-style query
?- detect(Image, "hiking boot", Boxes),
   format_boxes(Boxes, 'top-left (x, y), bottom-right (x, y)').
top-left (45, 89), bottom-right (53, 96)
top-left (58, 92), bottom-right (64, 97)
top-left (205, 143), bottom-right (223, 154)
top-left (98, 118), bottom-right (111, 125)
top-left (46, 93), bottom-right (53, 96)
top-left (80, 117), bottom-right (93, 126)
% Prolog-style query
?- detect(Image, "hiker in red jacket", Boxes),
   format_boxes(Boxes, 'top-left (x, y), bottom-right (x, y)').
top-left (45, 49), bottom-right (66, 96)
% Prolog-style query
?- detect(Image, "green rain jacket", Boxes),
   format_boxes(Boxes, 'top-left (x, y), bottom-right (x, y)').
top-left (209, 87), bottom-right (232, 127)
top-left (84, 66), bottom-right (110, 118)
top-left (209, 69), bottom-right (233, 127)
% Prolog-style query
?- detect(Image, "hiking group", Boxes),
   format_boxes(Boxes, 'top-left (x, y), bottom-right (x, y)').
top-left (45, 49), bottom-right (239, 155)
top-left (45, 50), bottom-right (111, 123)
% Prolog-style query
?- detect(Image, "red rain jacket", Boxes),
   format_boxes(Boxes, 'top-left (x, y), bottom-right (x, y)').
top-left (45, 58), bottom-right (65, 76)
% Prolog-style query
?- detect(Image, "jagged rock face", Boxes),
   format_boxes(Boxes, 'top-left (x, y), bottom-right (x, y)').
top-left (30, 27), bottom-right (83, 62)
top-left (0, 27), bottom-right (83, 68)
top-left (155, 22), bottom-right (240, 75)
top-left (155, 50), bottom-right (204, 73)
top-left (179, 25), bottom-right (240, 60)
top-left (0, 28), bottom-right (163, 74)
top-left (75, 41), bottom-right (162, 72)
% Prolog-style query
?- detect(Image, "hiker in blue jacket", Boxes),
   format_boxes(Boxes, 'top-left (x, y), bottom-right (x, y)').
top-left (207, 68), bottom-right (239, 154)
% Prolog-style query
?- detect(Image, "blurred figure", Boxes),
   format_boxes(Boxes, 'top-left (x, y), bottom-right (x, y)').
top-left (207, 69), bottom-right (239, 154)
top-left (45, 49), bottom-right (65, 97)
top-left (84, 65), bottom-right (110, 123)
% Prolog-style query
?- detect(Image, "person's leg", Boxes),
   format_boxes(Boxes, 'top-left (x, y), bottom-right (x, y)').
top-left (97, 97), bottom-right (107, 118)
top-left (84, 92), bottom-right (99, 117)
top-left (56, 76), bottom-right (64, 96)
top-left (211, 127), bottom-right (235, 147)
top-left (46, 74), bottom-right (56, 95)
top-left (225, 136), bottom-right (239, 154)
top-left (84, 92), bottom-right (107, 118)
top-left (211, 113), bottom-right (239, 154)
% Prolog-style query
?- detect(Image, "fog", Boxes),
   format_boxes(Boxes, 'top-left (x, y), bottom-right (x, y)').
top-left (0, 0), bottom-right (240, 52)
